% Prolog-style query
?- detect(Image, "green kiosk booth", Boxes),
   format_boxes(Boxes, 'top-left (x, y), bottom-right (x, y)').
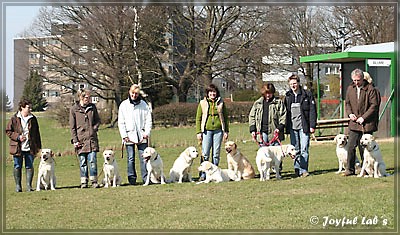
top-left (300, 42), bottom-right (396, 138)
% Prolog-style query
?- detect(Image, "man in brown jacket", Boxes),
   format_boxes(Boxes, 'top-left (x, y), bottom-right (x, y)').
top-left (344, 68), bottom-right (379, 176)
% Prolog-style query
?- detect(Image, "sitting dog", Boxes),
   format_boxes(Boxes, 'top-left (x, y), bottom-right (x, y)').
top-left (196, 161), bottom-right (238, 184)
top-left (334, 134), bottom-right (361, 174)
top-left (225, 141), bottom-right (255, 181)
top-left (358, 134), bottom-right (389, 178)
top-left (36, 149), bottom-right (56, 191)
top-left (256, 144), bottom-right (296, 181)
top-left (169, 146), bottom-right (199, 183)
top-left (142, 147), bottom-right (166, 186)
top-left (102, 149), bottom-right (122, 188)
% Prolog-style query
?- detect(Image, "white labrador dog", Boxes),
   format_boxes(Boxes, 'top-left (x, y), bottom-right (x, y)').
top-left (169, 146), bottom-right (199, 183)
top-left (256, 144), bottom-right (296, 181)
top-left (36, 149), bottom-right (56, 191)
top-left (225, 141), bottom-right (255, 181)
top-left (102, 149), bottom-right (122, 188)
top-left (334, 134), bottom-right (361, 174)
top-left (142, 147), bottom-right (166, 186)
top-left (358, 134), bottom-right (389, 178)
top-left (196, 161), bottom-right (238, 184)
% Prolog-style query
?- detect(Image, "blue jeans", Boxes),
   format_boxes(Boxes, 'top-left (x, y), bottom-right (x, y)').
top-left (290, 129), bottom-right (310, 175)
top-left (13, 151), bottom-right (34, 169)
top-left (126, 143), bottom-right (148, 184)
top-left (200, 130), bottom-right (223, 179)
top-left (202, 129), bottom-right (223, 166)
top-left (79, 152), bottom-right (98, 183)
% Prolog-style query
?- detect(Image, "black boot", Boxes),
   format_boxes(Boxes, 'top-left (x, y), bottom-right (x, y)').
top-left (13, 168), bottom-right (22, 192)
top-left (26, 168), bottom-right (34, 192)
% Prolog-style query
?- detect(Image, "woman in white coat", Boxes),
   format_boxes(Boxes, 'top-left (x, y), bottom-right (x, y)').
top-left (118, 84), bottom-right (152, 185)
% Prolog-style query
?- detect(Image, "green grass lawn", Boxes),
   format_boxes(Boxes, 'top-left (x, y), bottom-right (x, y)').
top-left (2, 112), bottom-right (397, 232)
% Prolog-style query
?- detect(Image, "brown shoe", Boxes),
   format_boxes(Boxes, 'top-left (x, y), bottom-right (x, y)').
top-left (342, 171), bottom-right (355, 176)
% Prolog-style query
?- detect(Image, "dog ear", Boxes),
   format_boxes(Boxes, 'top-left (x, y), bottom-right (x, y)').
top-left (371, 135), bottom-right (375, 141)
top-left (51, 150), bottom-right (54, 157)
top-left (234, 143), bottom-right (237, 149)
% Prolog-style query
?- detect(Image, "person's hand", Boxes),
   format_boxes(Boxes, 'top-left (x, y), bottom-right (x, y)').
top-left (74, 142), bottom-right (82, 148)
top-left (310, 128), bottom-right (315, 133)
top-left (19, 135), bottom-right (27, 142)
top-left (356, 117), bottom-right (364, 125)
top-left (196, 133), bottom-right (202, 141)
top-left (349, 114), bottom-right (357, 121)
top-left (142, 134), bottom-right (149, 139)
top-left (274, 129), bottom-right (280, 133)
top-left (251, 132), bottom-right (257, 141)
top-left (123, 137), bottom-right (131, 143)
top-left (223, 132), bottom-right (229, 141)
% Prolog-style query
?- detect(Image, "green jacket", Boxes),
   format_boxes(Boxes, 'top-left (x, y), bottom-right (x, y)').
top-left (196, 97), bottom-right (229, 134)
top-left (249, 96), bottom-right (286, 140)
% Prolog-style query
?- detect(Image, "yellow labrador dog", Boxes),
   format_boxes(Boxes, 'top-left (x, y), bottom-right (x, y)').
top-left (256, 145), bottom-right (296, 181)
top-left (334, 134), bottom-right (361, 174)
top-left (102, 149), bottom-right (122, 188)
top-left (358, 134), bottom-right (389, 178)
top-left (225, 141), bottom-right (255, 181)
top-left (169, 146), bottom-right (199, 183)
top-left (142, 147), bottom-right (166, 186)
top-left (36, 149), bottom-right (56, 191)
top-left (196, 161), bottom-right (238, 184)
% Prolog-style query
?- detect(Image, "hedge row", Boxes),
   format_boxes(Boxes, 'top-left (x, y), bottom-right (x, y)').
top-left (152, 101), bottom-right (253, 127)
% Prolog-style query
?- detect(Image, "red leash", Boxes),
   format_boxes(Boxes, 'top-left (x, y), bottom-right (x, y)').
top-left (256, 130), bottom-right (280, 147)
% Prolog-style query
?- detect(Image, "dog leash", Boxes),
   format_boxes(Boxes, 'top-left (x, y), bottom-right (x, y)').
top-left (121, 142), bottom-right (125, 159)
top-left (256, 130), bottom-right (280, 147)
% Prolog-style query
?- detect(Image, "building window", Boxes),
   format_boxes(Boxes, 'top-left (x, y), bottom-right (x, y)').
top-left (325, 85), bottom-right (330, 92)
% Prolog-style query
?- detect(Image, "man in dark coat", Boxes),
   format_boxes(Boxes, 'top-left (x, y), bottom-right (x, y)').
top-left (344, 68), bottom-right (379, 176)
top-left (285, 75), bottom-right (317, 178)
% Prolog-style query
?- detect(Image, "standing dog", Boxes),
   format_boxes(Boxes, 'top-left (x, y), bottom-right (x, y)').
top-left (334, 134), bottom-right (361, 174)
top-left (102, 149), bottom-right (122, 188)
top-left (169, 146), bottom-right (199, 183)
top-left (142, 147), bottom-right (166, 186)
top-left (256, 144), bottom-right (296, 181)
top-left (225, 141), bottom-right (255, 181)
top-left (196, 161), bottom-right (238, 184)
top-left (358, 134), bottom-right (389, 178)
top-left (36, 149), bottom-right (56, 191)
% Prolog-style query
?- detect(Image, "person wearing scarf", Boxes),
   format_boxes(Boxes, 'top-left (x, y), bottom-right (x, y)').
top-left (6, 99), bottom-right (42, 192)
top-left (196, 84), bottom-right (229, 181)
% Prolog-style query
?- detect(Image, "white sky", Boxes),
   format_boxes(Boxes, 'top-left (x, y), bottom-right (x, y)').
top-left (2, 4), bottom-right (42, 106)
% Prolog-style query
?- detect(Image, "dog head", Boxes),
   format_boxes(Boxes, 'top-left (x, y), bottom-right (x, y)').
top-left (198, 161), bottom-right (215, 173)
top-left (142, 147), bottom-right (159, 163)
top-left (334, 134), bottom-right (348, 148)
top-left (360, 134), bottom-right (376, 151)
top-left (103, 149), bottom-right (115, 164)
top-left (40, 149), bottom-right (54, 162)
top-left (225, 141), bottom-right (237, 154)
top-left (283, 144), bottom-right (296, 159)
top-left (183, 146), bottom-right (198, 160)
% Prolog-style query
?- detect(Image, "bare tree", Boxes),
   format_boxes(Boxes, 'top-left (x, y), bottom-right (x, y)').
top-left (333, 6), bottom-right (395, 46)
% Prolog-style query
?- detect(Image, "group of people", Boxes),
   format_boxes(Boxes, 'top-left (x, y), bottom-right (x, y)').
top-left (6, 68), bottom-right (380, 192)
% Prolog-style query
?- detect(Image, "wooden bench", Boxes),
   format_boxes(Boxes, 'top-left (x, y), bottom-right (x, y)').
top-left (312, 118), bottom-right (350, 141)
